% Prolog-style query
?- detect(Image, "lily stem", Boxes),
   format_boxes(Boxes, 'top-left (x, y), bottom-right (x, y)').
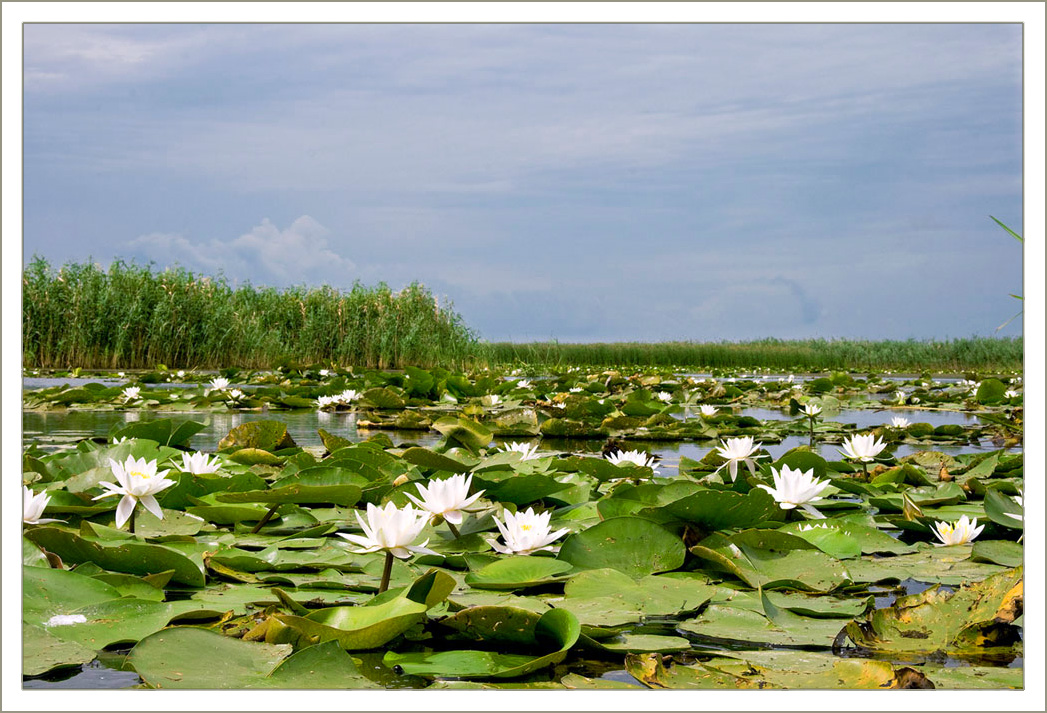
top-left (379, 551), bottom-right (394, 593)
top-left (129, 508), bottom-right (136, 534)
top-left (446, 521), bottom-right (461, 540)
top-left (251, 504), bottom-right (280, 534)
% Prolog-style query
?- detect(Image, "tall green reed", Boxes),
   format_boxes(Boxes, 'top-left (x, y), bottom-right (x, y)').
top-left (22, 257), bottom-right (482, 370)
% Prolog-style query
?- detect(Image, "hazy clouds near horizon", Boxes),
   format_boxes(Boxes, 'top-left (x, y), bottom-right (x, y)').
top-left (23, 23), bottom-right (1024, 341)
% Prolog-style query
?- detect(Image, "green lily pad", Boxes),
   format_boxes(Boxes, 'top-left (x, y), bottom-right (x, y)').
top-left (22, 624), bottom-right (98, 677)
top-left (557, 517), bottom-right (686, 579)
top-left (984, 488), bottom-right (1024, 530)
top-left (679, 600), bottom-right (848, 649)
top-left (432, 416), bottom-right (493, 453)
top-left (110, 418), bottom-right (206, 448)
top-left (215, 468), bottom-right (363, 507)
top-left (128, 627), bottom-right (292, 688)
top-left (217, 420), bottom-right (297, 452)
top-left (226, 448), bottom-right (285, 466)
top-left (438, 605), bottom-right (545, 644)
top-left (23, 529), bottom-right (206, 586)
top-left (845, 545), bottom-right (1008, 585)
top-left (359, 387), bottom-right (406, 409)
top-left (400, 447), bottom-right (475, 473)
top-left (464, 557), bottom-right (574, 590)
top-left (691, 530), bottom-right (852, 592)
top-left (273, 569), bottom-right (454, 650)
top-left (383, 608), bottom-right (580, 679)
top-left (662, 488), bottom-right (782, 532)
top-left (971, 540), bottom-right (1023, 568)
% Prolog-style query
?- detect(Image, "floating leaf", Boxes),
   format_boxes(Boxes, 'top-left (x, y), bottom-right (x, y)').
top-left (464, 557), bottom-right (574, 590)
top-left (558, 517), bottom-right (686, 579)
top-left (273, 569), bottom-right (454, 650)
top-left (383, 608), bottom-right (580, 679)
top-left (843, 566), bottom-right (1023, 656)
top-left (218, 420), bottom-right (297, 452)
top-left (22, 625), bottom-right (97, 677)
top-left (25, 528), bottom-right (206, 586)
top-left (128, 627), bottom-right (292, 689)
top-left (662, 488), bottom-right (781, 532)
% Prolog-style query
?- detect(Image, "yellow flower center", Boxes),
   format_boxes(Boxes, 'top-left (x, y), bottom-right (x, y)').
top-left (519, 524), bottom-right (532, 531)
top-left (128, 470), bottom-right (150, 479)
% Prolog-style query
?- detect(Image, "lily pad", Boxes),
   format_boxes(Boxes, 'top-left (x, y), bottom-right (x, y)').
top-left (128, 627), bottom-right (292, 688)
top-left (273, 569), bottom-right (455, 650)
top-left (22, 624), bottom-right (98, 677)
top-left (843, 566), bottom-right (1023, 656)
top-left (24, 529), bottom-right (206, 586)
top-left (662, 488), bottom-right (782, 532)
top-left (464, 557), bottom-right (574, 590)
top-left (557, 517), bottom-right (686, 579)
top-left (383, 608), bottom-right (580, 679)
top-left (217, 420), bottom-right (297, 452)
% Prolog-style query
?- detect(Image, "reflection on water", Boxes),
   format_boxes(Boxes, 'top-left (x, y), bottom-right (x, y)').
top-left (22, 409), bottom-right (444, 452)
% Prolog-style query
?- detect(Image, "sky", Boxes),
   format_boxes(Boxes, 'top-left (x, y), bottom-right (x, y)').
top-left (20, 22), bottom-right (1026, 342)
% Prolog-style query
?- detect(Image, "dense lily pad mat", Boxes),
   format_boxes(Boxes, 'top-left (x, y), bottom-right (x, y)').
top-left (20, 366), bottom-right (1023, 689)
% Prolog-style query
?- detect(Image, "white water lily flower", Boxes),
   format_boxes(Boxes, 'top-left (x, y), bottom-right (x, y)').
top-left (714, 437), bottom-right (767, 481)
top-left (932, 515), bottom-right (984, 546)
top-left (176, 370), bottom-right (186, 378)
top-left (227, 388), bottom-right (245, 401)
top-left (838, 434), bottom-right (887, 463)
top-left (338, 502), bottom-right (437, 559)
top-left (483, 394), bottom-right (502, 406)
top-left (490, 507), bottom-right (570, 555)
top-left (207, 377), bottom-right (230, 393)
top-left (569, 387), bottom-right (584, 393)
top-left (516, 379), bottom-right (533, 389)
top-left (802, 403), bottom-right (822, 417)
top-left (895, 390), bottom-right (907, 403)
top-left (179, 451), bottom-right (223, 475)
top-left (23, 486), bottom-right (63, 525)
top-left (699, 405), bottom-right (719, 417)
top-left (757, 465), bottom-right (830, 516)
top-left (891, 416), bottom-right (911, 428)
top-left (45, 614), bottom-right (88, 627)
top-left (500, 441), bottom-right (541, 461)
top-left (122, 386), bottom-right (140, 402)
top-left (338, 389), bottom-right (360, 403)
top-left (93, 456), bottom-right (176, 528)
top-left (655, 391), bottom-right (672, 403)
top-left (1004, 390), bottom-right (1019, 399)
top-left (317, 395), bottom-right (334, 410)
top-left (605, 449), bottom-right (660, 474)
top-left (405, 473), bottom-right (485, 526)
top-left (319, 369), bottom-right (330, 377)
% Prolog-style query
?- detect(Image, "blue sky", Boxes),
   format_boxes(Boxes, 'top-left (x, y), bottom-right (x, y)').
top-left (21, 22), bottom-right (1024, 342)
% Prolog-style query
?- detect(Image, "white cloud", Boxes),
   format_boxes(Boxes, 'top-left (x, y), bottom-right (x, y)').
top-left (127, 215), bottom-right (355, 286)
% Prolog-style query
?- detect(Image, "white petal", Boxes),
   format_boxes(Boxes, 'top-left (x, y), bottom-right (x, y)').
top-left (139, 494), bottom-right (164, 520)
top-left (115, 495), bottom-right (137, 528)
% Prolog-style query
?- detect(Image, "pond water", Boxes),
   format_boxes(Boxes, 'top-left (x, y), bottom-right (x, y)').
top-left (22, 407), bottom-right (1011, 464)
top-left (20, 377), bottom-right (1022, 691)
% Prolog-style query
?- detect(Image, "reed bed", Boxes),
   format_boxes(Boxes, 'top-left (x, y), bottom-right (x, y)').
top-left (22, 258), bottom-right (483, 370)
top-left (489, 338), bottom-right (1023, 373)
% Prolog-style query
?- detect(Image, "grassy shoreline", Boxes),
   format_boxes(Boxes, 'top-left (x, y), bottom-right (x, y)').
top-left (22, 259), bottom-right (1022, 373)
top-left (22, 258), bottom-right (482, 370)
top-left (488, 338), bottom-right (1023, 373)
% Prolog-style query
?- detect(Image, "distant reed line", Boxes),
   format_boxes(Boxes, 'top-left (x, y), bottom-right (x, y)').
top-left (22, 258), bottom-right (483, 370)
top-left (487, 338), bottom-right (1023, 373)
